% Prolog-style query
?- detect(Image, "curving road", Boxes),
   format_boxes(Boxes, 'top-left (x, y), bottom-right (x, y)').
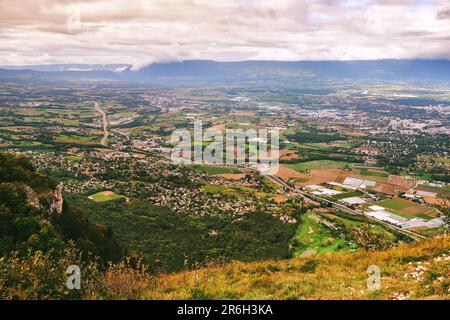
top-left (94, 102), bottom-right (109, 146)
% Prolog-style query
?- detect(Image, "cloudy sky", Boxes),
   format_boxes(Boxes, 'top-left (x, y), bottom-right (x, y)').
top-left (0, 0), bottom-right (449, 68)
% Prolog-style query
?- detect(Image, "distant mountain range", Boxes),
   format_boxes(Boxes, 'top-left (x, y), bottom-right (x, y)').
top-left (1, 60), bottom-right (449, 83)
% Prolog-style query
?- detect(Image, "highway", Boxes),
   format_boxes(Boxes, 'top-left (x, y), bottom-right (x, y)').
top-left (94, 102), bottom-right (109, 146)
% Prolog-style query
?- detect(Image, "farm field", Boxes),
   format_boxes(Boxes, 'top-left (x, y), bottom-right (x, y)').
top-left (372, 198), bottom-right (437, 219)
top-left (88, 191), bottom-right (127, 202)
top-left (331, 190), bottom-right (364, 201)
top-left (295, 143), bottom-right (333, 150)
top-left (202, 184), bottom-right (275, 199)
top-left (415, 171), bottom-right (434, 182)
top-left (129, 125), bottom-right (163, 136)
top-left (217, 173), bottom-right (247, 180)
top-left (286, 160), bottom-right (357, 173)
top-left (279, 148), bottom-right (301, 160)
top-left (55, 134), bottom-right (100, 145)
top-left (276, 165), bottom-right (308, 181)
top-left (357, 167), bottom-right (389, 178)
top-left (278, 165), bottom-right (348, 187)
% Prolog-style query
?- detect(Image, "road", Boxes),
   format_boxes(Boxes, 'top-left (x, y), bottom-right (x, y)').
top-left (265, 174), bottom-right (427, 241)
top-left (94, 102), bottom-right (109, 146)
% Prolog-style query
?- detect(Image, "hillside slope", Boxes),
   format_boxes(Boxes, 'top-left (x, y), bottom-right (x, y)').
top-left (0, 153), bottom-right (448, 300)
top-left (0, 153), bottom-right (122, 262)
top-left (139, 236), bottom-right (449, 300)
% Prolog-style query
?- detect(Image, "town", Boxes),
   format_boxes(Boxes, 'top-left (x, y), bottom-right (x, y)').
top-left (0, 79), bottom-right (448, 266)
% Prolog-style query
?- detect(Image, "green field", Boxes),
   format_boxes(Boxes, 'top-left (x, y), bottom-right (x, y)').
top-left (286, 160), bottom-right (357, 173)
top-left (290, 212), bottom-right (357, 257)
top-left (193, 165), bottom-right (241, 175)
top-left (129, 125), bottom-right (162, 136)
top-left (415, 171), bottom-right (433, 182)
top-left (331, 190), bottom-right (364, 200)
top-left (297, 143), bottom-right (332, 150)
top-left (292, 177), bottom-right (309, 183)
top-left (64, 155), bottom-right (83, 161)
top-left (55, 134), bottom-right (99, 145)
top-left (358, 168), bottom-right (389, 178)
top-left (373, 198), bottom-right (435, 219)
top-left (88, 191), bottom-right (126, 202)
top-left (376, 198), bottom-right (410, 211)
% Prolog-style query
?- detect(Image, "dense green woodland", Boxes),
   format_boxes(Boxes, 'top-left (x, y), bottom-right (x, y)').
top-left (66, 194), bottom-right (296, 272)
top-left (0, 153), bottom-right (122, 263)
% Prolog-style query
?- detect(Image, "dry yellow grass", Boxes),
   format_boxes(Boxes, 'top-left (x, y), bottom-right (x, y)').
top-left (136, 236), bottom-right (449, 300)
top-left (2, 237), bottom-right (448, 300)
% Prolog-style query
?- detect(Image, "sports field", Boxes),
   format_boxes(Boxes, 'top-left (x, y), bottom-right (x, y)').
top-left (88, 191), bottom-right (127, 202)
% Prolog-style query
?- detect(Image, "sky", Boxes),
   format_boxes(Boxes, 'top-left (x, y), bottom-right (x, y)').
top-left (0, 0), bottom-right (449, 68)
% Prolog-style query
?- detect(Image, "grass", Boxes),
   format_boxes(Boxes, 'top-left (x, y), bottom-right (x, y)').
top-left (135, 236), bottom-right (450, 300)
top-left (4, 235), bottom-right (449, 300)
top-left (338, 142), bottom-right (357, 148)
top-left (290, 212), bottom-right (357, 257)
top-left (415, 171), bottom-right (434, 182)
top-left (418, 184), bottom-right (442, 191)
top-left (359, 168), bottom-right (389, 178)
top-left (286, 160), bottom-right (357, 173)
top-left (376, 198), bottom-right (410, 211)
top-left (64, 155), bottom-right (83, 161)
top-left (293, 177), bottom-right (309, 183)
top-left (193, 165), bottom-right (241, 175)
top-left (416, 213), bottom-right (434, 221)
top-left (55, 134), bottom-right (99, 145)
top-left (129, 125), bottom-right (162, 136)
top-left (396, 213), bottom-right (416, 220)
top-left (373, 198), bottom-right (436, 219)
top-left (88, 191), bottom-right (126, 203)
top-left (297, 143), bottom-right (332, 150)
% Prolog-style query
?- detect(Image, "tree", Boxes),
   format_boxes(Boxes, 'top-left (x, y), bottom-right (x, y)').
top-left (437, 198), bottom-right (449, 235)
top-left (352, 226), bottom-right (392, 252)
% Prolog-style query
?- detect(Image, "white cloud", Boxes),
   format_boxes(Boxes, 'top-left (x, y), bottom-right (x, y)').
top-left (0, 0), bottom-right (448, 67)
